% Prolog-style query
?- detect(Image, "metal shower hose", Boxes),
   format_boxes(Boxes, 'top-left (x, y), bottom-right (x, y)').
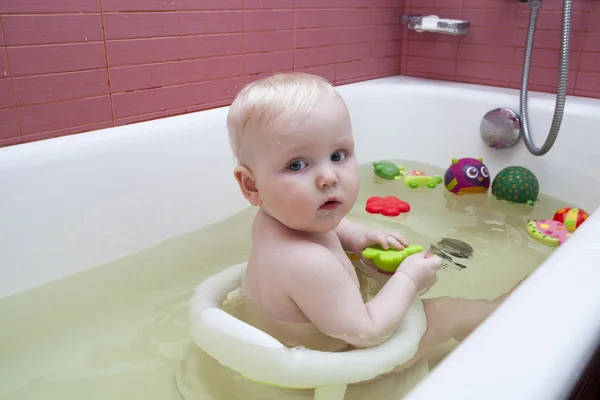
top-left (520, 0), bottom-right (572, 156)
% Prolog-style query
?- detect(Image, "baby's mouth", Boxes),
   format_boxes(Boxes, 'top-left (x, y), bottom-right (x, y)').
top-left (320, 197), bottom-right (341, 210)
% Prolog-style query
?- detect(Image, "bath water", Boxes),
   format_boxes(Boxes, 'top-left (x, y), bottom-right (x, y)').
top-left (0, 160), bottom-right (569, 400)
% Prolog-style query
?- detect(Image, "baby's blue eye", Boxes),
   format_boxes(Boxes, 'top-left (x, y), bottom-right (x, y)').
top-left (288, 160), bottom-right (307, 171)
top-left (331, 151), bottom-right (347, 162)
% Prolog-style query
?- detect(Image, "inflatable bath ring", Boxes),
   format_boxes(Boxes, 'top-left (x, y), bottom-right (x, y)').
top-left (526, 219), bottom-right (571, 247)
top-left (362, 245), bottom-right (424, 273)
top-left (188, 263), bottom-right (426, 399)
top-left (553, 207), bottom-right (588, 232)
top-left (365, 196), bottom-right (410, 216)
top-left (399, 166), bottom-right (443, 189)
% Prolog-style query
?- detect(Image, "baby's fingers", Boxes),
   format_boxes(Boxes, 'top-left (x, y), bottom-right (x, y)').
top-left (386, 236), bottom-right (405, 250)
top-left (389, 231), bottom-right (409, 246)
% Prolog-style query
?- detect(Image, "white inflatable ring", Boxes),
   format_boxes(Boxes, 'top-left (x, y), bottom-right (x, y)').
top-left (189, 262), bottom-right (427, 392)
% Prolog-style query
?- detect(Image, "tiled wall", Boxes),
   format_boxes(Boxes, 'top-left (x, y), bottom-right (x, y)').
top-left (1, 0), bottom-right (599, 148)
top-left (0, 0), bottom-right (404, 147)
top-left (402, 0), bottom-right (600, 98)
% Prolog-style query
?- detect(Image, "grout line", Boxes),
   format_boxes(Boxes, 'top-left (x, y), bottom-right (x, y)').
top-left (98, 0), bottom-right (116, 127)
top-left (0, 15), bottom-right (23, 141)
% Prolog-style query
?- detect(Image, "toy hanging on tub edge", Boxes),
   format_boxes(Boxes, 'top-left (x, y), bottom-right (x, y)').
top-left (372, 161), bottom-right (442, 188)
top-left (444, 157), bottom-right (491, 195)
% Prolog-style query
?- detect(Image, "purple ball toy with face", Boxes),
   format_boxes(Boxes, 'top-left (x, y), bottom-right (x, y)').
top-left (444, 157), bottom-right (490, 195)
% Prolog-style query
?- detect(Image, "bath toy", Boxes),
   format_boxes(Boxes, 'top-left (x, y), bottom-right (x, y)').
top-left (365, 196), bottom-right (410, 216)
top-left (373, 161), bottom-right (402, 180)
top-left (491, 166), bottom-right (539, 205)
top-left (526, 219), bottom-right (571, 247)
top-left (444, 157), bottom-right (490, 195)
top-left (398, 166), bottom-right (443, 189)
top-left (362, 244), bottom-right (424, 273)
top-left (552, 207), bottom-right (588, 232)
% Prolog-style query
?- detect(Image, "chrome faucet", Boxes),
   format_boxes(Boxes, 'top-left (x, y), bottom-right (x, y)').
top-left (400, 14), bottom-right (470, 36)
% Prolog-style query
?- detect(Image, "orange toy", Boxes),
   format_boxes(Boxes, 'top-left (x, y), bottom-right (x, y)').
top-left (552, 207), bottom-right (589, 232)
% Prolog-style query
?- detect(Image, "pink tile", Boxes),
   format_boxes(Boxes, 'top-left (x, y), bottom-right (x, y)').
top-left (245, 51), bottom-right (293, 74)
top-left (517, 10), bottom-right (588, 32)
top-left (112, 85), bottom-right (186, 118)
top-left (104, 12), bottom-right (180, 40)
top-left (457, 43), bottom-right (514, 64)
top-left (114, 108), bottom-right (186, 126)
top-left (461, 8), bottom-right (518, 29)
top-left (1, 137), bottom-right (22, 147)
top-left (181, 0), bottom-right (242, 9)
top-left (335, 43), bottom-right (371, 63)
top-left (574, 89), bottom-right (600, 99)
top-left (8, 43), bottom-right (106, 77)
top-left (372, 25), bottom-right (402, 41)
top-left (186, 76), bottom-right (245, 106)
top-left (463, 26), bottom-right (517, 47)
top-left (406, 29), bottom-right (460, 43)
top-left (375, 0), bottom-right (403, 7)
top-left (12, 70), bottom-right (108, 106)
top-left (338, 9), bottom-right (373, 26)
top-left (244, 31), bottom-right (293, 53)
top-left (335, 59), bottom-right (372, 82)
top-left (336, 76), bottom-right (371, 85)
top-left (0, 0), bottom-right (99, 13)
top-left (406, 56), bottom-right (456, 76)
top-left (575, 71), bottom-right (600, 92)
top-left (410, 0), bottom-right (461, 8)
top-left (295, 28), bottom-right (337, 48)
top-left (296, 10), bottom-right (339, 29)
top-left (181, 11), bottom-right (243, 35)
top-left (541, 0), bottom-right (591, 12)
top-left (107, 37), bottom-right (182, 67)
top-left (295, 47), bottom-right (336, 68)
top-left (513, 48), bottom-right (580, 71)
top-left (19, 96), bottom-right (111, 135)
top-left (512, 65), bottom-right (577, 89)
top-left (456, 61), bottom-right (512, 82)
top-left (183, 34), bottom-right (243, 59)
top-left (2, 15), bottom-right (103, 46)
top-left (371, 40), bottom-right (401, 58)
top-left (408, 41), bottom-right (457, 59)
top-left (110, 62), bottom-right (183, 92)
top-left (244, 0), bottom-right (294, 8)
top-left (295, 64), bottom-right (336, 82)
top-left (409, 6), bottom-right (462, 19)
top-left (244, 10), bottom-right (294, 31)
top-left (458, 76), bottom-right (509, 89)
top-left (516, 30), bottom-right (586, 51)
top-left (21, 121), bottom-right (113, 144)
top-left (0, 109), bottom-right (19, 140)
top-left (340, 0), bottom-right (374, 8)
top-left (296, 0), bottom-right (338, 8)
top-left (579, 52), bottom-right (600, 73)
top-left (187, 99), bottom-right (232, 113)
top-left (583, 33), bottom-right (600, 52)
top-left (103, 0), bottom-right (179, 11)
top-left (337, 26), bottom-right (373, 44)
top-left (405, 70), bottom-right (455, 82)
top-left (587, 11), bottom-right (600, 32)
top-left (374, 8), bottom-right (401, 25)
top-left (371, 56), bottom-right (400, 76)
top-left (184, 56), bottom-right (243, 83)
top-left (0, 49), bottom-right (8, 77)
top-left (0, 80), bottom-right (14, 109)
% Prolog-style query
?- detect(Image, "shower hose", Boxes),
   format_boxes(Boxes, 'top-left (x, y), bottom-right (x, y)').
top-left (520, 0), bottom-right (572, 156)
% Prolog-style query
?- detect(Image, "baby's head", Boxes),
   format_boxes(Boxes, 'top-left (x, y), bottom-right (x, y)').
top-left (227, 73), bottom-right (359, 233)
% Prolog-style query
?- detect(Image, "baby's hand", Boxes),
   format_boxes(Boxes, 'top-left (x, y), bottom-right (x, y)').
top-left (397, 251), bottom-right (443, 293)
top-left (362, 229), bottom-right (408, 251)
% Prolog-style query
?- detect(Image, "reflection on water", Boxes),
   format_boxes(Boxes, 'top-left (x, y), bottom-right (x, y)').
top-left (0, 160), bottom-right (568, 399)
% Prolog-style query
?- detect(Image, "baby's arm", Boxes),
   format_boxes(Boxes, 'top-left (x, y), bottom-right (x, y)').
top-left (335, 217), bottom-right (408, 257)
top-left (284, 247), bottom-right (437, 347)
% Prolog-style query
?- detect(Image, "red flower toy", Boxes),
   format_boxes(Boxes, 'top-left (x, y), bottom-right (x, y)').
top-left (365, 196), bottom-right (410, 217)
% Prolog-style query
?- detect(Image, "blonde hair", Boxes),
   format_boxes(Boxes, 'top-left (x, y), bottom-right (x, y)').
top-left (226, 72), bottom-right (337, 162)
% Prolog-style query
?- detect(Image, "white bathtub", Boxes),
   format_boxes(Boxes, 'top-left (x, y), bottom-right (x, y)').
top-left (1, 76), bottom-right (599, 399)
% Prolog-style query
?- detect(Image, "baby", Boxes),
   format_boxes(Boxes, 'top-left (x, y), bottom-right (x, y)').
top-left (225, 72), bottom-right (509, 358)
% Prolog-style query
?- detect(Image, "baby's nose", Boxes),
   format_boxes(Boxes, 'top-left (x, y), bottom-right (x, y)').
top-left (317, 167), bottom-right (338, 188)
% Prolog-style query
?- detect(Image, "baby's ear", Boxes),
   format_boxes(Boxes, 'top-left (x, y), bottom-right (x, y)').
top-left (234, 166), bottom-right (262, 206)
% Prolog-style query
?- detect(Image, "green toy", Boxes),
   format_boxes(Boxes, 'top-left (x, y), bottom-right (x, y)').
top-left (398, 166), bottom-right (443, 189)
top-left (362, 244), bottom-right (424, 273)
top-left (373, 161), bottom-right (402, 180)
top-left (491, 166), bottom-right (539, 205)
